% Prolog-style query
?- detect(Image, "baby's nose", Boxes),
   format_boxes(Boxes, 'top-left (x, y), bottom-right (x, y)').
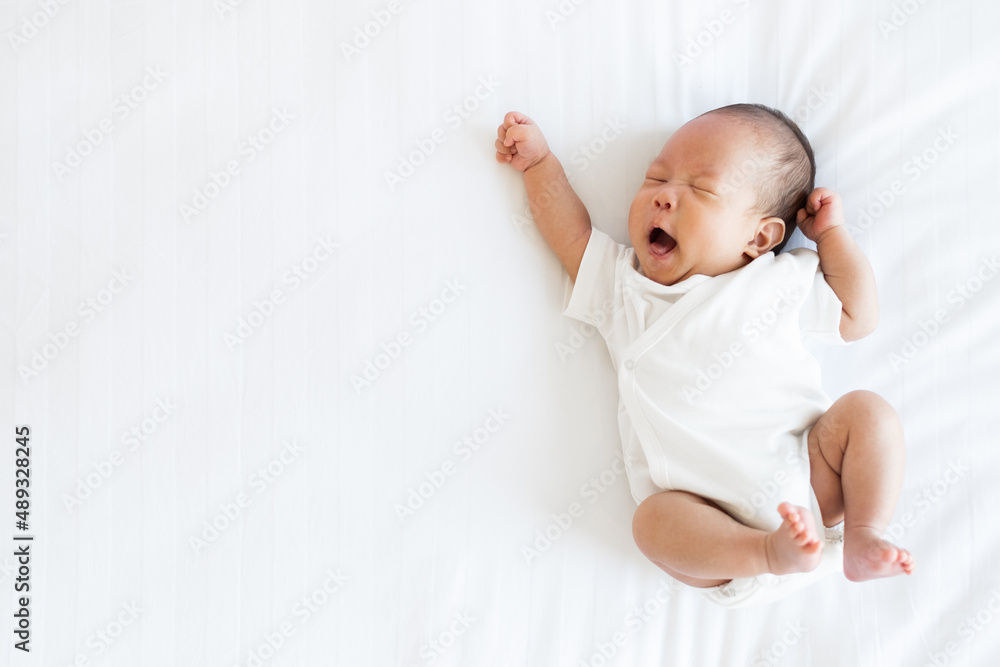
top-left (653, 193), bottom-right (672, 210)
top-left (652, 183), bottom-right (676, 210)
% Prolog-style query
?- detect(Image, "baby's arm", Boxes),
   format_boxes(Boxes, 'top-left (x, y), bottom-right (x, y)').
top-left (495, 111), bottom-right (592, 283)
top-left (796, 188), bottom-right (878, 341)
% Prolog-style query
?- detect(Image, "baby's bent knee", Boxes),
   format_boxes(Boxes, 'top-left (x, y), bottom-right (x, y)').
top-left (839, 390), bottom-right (902, 430)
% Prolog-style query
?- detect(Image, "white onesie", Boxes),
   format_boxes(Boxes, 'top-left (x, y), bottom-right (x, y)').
top-left (563, 228), bottom-right (848, 607)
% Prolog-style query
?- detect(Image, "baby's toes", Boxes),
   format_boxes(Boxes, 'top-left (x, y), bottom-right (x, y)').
top-left (778, 502), bottom-right (800, 524)
top-left (790, 524), bottom-right (812, 545)
top-left (779, 504), bottom-right (818, 545)
top-left (802, 538), bottom-right (822, 554)
top-left (798, 532), bottom-right (820, 548)
top-left (785, 516), bottom-right (806, 540)
top-left (881, 541), bottom-right (902, 562)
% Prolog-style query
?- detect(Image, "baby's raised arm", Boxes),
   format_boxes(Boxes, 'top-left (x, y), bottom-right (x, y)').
top-left (796, 188), bottom-right (879, 342)
top-left (495, 111), bottom-right (592, 283)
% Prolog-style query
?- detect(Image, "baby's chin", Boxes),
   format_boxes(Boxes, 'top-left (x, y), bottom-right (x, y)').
top-left (638, 256), bottom-right (684, 286)
top-left (639, 253), bottom-right (747, 286)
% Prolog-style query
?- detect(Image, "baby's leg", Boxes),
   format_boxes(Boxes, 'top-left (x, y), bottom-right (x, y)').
top-left (807, 390), bottom-right (915, 581)
top-left (631, 490), bottom-right (823, 588)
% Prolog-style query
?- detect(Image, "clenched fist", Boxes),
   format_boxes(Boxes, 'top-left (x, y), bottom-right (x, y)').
top-left (495, 111), bottom-right (551, 173)
top-left (796, 187), bottom-right (846, 244)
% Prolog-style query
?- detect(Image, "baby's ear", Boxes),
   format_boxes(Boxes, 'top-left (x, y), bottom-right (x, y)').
top-left (745, 216), bottom-right (785, 258)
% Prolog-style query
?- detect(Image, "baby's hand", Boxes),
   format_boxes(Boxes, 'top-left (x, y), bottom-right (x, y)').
top-left (495, 111), bottom-right (551, 173)
top-left (796, 187), bottom-right (845, 243)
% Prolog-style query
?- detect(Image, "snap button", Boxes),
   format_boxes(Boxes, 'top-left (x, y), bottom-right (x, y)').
top-left (624, 360), bottom-right (635, 370)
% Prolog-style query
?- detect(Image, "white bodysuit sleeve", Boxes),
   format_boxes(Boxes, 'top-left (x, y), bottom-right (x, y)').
top-left (562, 228), bottom-right (626, 338)
top-left (790, 247), bottom-right (848, 345)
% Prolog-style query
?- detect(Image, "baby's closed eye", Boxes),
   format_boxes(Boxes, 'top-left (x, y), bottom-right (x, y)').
top-left (646, 177), bottom-right (715, 195)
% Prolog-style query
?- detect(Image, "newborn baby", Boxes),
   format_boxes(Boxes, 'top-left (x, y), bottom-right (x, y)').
top-left (495, 104), bottom-right (915, 607)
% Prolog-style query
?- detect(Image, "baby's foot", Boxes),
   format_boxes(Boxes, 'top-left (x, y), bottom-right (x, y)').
top-left (764, 502), bottom-right (824, 576)
top-left (843, 526), bottom-right (915, 582)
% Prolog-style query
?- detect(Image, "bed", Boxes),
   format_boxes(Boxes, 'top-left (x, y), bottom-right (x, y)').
top-left (3, 0), bottom-right (999, 665)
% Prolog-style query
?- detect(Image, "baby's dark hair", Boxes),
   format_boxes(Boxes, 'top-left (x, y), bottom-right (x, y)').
top-left (701, 103), bottom-right (816, 254)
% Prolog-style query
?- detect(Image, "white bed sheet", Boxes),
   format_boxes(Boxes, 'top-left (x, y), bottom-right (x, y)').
top-left (2, 0), bottom-right (1000, 665)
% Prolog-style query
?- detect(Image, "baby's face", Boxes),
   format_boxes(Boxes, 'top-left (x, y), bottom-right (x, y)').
top-left (627, 113), bottom-right (779, 286)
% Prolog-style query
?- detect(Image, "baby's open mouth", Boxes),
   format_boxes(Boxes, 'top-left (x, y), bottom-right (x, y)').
top-left (648, 227), bottom-right (677, 256)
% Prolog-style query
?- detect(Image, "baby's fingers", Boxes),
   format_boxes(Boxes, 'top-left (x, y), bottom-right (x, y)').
top-left (804, 192), bottom-right (822, 215)
top-left (502, 112), bottom-right (538, 146)
top-left (503, 110), bottom-right (534, 130)
top-left (495, 137), bottom-right (516, 155)
top-left (502, 123), bottom-right (524, 147)
top-left (496, 123), bottom-right (506, 142)
top-left (807, 187), bottom-right (838, 213)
